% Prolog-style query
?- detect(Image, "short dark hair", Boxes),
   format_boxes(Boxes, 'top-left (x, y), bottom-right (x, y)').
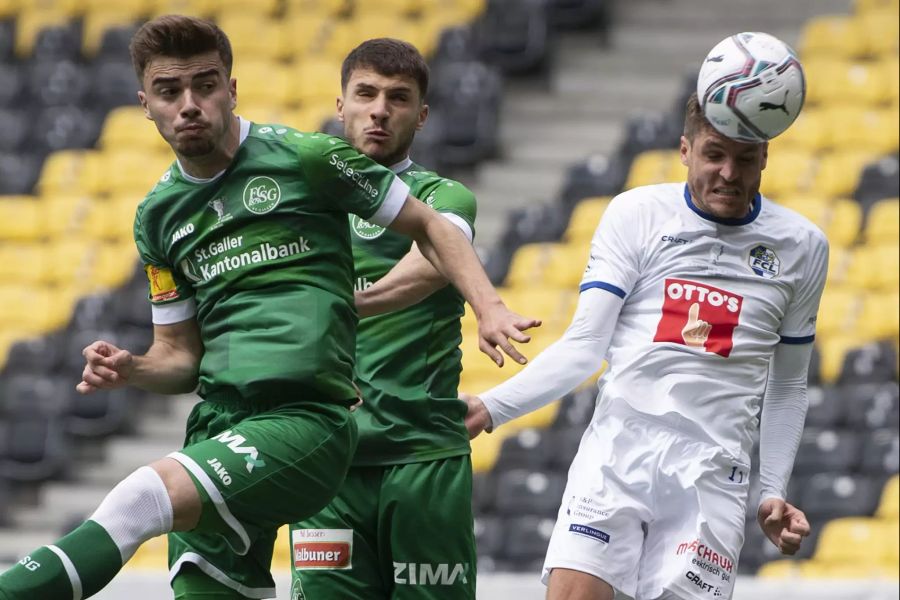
top-left (130, 15), bottom-right (233, 84)
top-left (341, 38), bottom-right (429, 99)
top-left (683, 92), bottom-right (716, 141)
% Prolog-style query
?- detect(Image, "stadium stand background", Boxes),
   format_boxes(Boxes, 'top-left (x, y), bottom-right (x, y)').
top-left (0, 0), bottom-right (897, 598)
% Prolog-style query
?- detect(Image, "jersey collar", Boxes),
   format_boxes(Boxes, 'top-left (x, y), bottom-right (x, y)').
top-left (389, 156), bottom-right (413, 174)
top-left (683, 183), bottom-right (761, 226)
top-left (176, 116), bottom-right (251, 184)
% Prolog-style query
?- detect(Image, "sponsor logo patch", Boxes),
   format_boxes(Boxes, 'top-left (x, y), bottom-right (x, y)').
top-left (292, 529), bottom-right (352, 570)
top-left (568, 524), bottom-right (610, 543)
top-left (653, 278), bottom-right (743, 357)
top-left (145, 265), bottom-right (179, 302)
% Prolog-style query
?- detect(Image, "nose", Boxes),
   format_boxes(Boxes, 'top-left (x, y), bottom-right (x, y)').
top-left (370, 94), bottom-right (389, 121)
top-left (180, 89), bottom-right (201, 118)
top-left (719, 157), bottom-right (738, 181)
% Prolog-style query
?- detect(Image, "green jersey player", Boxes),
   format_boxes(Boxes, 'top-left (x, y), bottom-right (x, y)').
top-left (289, 39), bottom-right (482, 600)
top-left (0, 16), bottom-right (538, 600)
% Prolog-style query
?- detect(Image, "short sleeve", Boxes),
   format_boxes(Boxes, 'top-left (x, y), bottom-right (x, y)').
top-left (133, 204), bottom-right (197, 325)
top-left (424, 178), bottom-right (476, 242)
top-left (778, 229), bottom-right (829, 343)
top-left (295, 135), bottom-right (410, 226)
top-left (578, 194), bottom-right (643, 299)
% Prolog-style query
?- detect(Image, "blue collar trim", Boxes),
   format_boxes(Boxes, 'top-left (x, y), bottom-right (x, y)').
top-left (683, 183), bottom-right (761, 226)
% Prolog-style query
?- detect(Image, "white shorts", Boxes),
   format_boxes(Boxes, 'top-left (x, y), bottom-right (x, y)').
top-left (542, 400), bottom-right (750, 600)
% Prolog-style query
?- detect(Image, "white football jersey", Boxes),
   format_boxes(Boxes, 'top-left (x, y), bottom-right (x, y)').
top-left (582, 183), bottom-right (829, 460)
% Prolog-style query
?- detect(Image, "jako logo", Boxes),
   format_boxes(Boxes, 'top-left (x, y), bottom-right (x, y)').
top-left (393, 562), bottom-right (469, 586)
top-left (171, 223), bottom-right (195, 244)
top-left (211, 430), bottom-right (266, 473)
top-left (242, 176), bottom-right (281, 214)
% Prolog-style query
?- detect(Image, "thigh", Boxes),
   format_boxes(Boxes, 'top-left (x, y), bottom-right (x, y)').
top-left (637, 445), bottom-right (749, 600)
top-left (381, 456), bottom-right (476, 600)
top-left (289, 467), bottom-right (385, 600)
top-left (542, 416), bottom-right (653, 599)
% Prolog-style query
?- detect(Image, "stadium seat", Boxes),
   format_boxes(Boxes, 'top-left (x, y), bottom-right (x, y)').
top-left (1, 374), bottom-right (70, 416)
top-left (0, 403), bottom-right (70, 484)
top-left (800, 473), bottom-right (881, 520)
top-left (559, 154), bottom-right (627, 208)
top-left (34, 105), bottom-right (105, 153)
top-left (563, 196), bottom-right (609, 245)
top-left (291, 57), bottom-right (344, 107)
top-left (496, 515), bottom-right (556, 566)
top-left (494, 468), bottom-right (566, 518)
top-left (0, 243), bottom-right (54, 286)
top-left (271, 525), bottom-right (291, 572)
top-left (217, 15), bottom-right (290, 62)
top-left (864, 198), bottom-right (900, 244)
top-left (826, 106), bottom-right (899, 156)
top-left (624, 149), bottom-right (684, 191)
top-left (810, 149), bottom-right (877, 198)
top-left (474, 0), bottom-right (550, 75)
top-left (28, 59), bottom-right (91, 108)
top-left (792, 427), bottom-right (861, 476)
top-left (0, 107), bottom-right (31, 154)
top-left (495, 427), bottom-right (555, 471)
top-left (857, 292), bottom-right (900, 340)
top-left (814, 286), bottom-right (859, 338)
top-left (81, 10), bottom-right (143, 58)
top-left (90, 58), bottom-right (142, 112)
top-left (845, 244), bottom-right (900, 290)
top-left (37, 149), bottom-right (104, 197)
top-left (767, 107), bottom-right (831, 154)
top-left (859, 428), bottom-right (900, 476)
top-left (798, 14), bottom-right (868, 59)
top-left (0, 195), bottom-right (42, 241)
top-left (841, 381), bottom-right (900, 430)
top-left (472, 471), bottom-right (496, 514)
top-left (25, 21), bottom-right (80, 62)
top-left (0, 63), bottom-right (26, 108)
top-left (854, 155), bottom-right (899, 213)
top-left (98, 106), bottom-right (169, 154)
top-left (617, 111), bottom-right (683, 163)
top-left (804, 385), bottom-right (845, 428)
top-left (95, 24), bottom-right (140, 61)
top-left (547, 425), bottom-right (584, 473)
top-left (838, 342), bottom-right (899, 385)
top-left (759, 149), bottom-right (816, 199)
top-left (814, 517), bottom-right (894, 565)
top-left (0, 151), bottom-right (43, 195)
top-left (876, 475), bottom-right (899, 520)
top-left (474, 515), bottom-right (505, 563)
top-left (856, 9), bottom-right (900, 57)
top-left (64, 385), bottom-right (136, 440)
top-left (1, 331), bottom-right (67, 376)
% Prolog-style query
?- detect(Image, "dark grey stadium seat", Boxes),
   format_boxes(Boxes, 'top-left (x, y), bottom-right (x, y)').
top-left (859, 428), bottom-right (899, 476)
top-left (472, 471), bottom-right (496, 514)
top-left (842, 381), bottom-right (900, 431)
top-left (548, 425), bottom-right (584, 473)
top-left (494, 468), bottom-right (566, 516)
top-left (69, 293), bottom-right (119, 332)
top-left (64, 386), bottom-right (136, 440)
top-left (496, 515), bottom-right (555, 572)
top-left (0, 404), bottom-right (70, 484)
top-left (1, 374), bottom-right (70, 416)
top-left (547, 0), bottom-right (611, 31)
top-left (496, 427), bottom-right (555, 471)
top-left (28, 59), bottom-right (91, 107)
top-left (0, 63), bottom-right (26, 108)
top-left (618, 111), bottom-right (684, 162)
top-left (474, 514), bottom-right (504, 561)
top-left (0, 19), bottom-right (13, 62)
top-left (800, 473), bottom-right (881, 521)
top-left (552, 387), bottom-right (597, 430)
top-left (96, 25), bottom-right (140, 61)
top-left (558, 153), bottom-right (628, 208)
top-left (2, 332), bottom-right (66, 376)
top-left (0, 151), bottom-right (42, 194)
top-left (804, 385), bottom-right (845, 428)
top-left (31, 25), bottom-right (82, 62)
top-left (91, 58), bottom-right (141, 111)
top-left (838, 340), bottom-right (898, 385)
top-left (792, 428), bottom-right (862, 476)
top-left (476, 0), bottom-right (552, 75)
top-left (0, 107), bottom-right (31, 153)
top-left (855, 154), bottom-right (899, 215)
top-left (35, 105), bottom-right (104, 152)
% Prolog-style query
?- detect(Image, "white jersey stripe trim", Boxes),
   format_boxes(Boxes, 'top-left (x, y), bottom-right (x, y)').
top-left (169, 552), bottom-right (276, 599)
top-left (440, 212), bottom-right (474, 243)
top-left (151, 298), bottom-right (198, 325)
top-left (166, 452), bottom-right (251, 555)
top-left (367, 178), bottom-right (410, 227)
top-left (47, 545), bottom-right (83, 600)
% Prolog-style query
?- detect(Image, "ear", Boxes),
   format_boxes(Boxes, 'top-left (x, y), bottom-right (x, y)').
top-left (229, 77), bottom-right (237, 110)
top-left (138, 90), bottom-right (151, 120)
top-left (679, 135), bottom-right (690, 167)
top-left (416, 103), bottom-right (429, 131)
top-left (760, 141), bottom-right (769, 171)
top-left (336, 96), bottom-right (345, 122)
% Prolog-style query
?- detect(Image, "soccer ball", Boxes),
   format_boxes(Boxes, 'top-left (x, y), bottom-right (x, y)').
top-left (696, 32), bottom-right (806, 143)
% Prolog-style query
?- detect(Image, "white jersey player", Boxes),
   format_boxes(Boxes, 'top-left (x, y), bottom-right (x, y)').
top-left (465, 93), bottom-right (828, 600)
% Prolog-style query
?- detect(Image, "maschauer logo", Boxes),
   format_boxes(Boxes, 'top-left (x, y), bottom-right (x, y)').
top-left (350, 215), bottom-right (386, 240)
top-left (748, 244), bottom-right (780, 279)
top-left (243, 176), bottom-right (281, 214)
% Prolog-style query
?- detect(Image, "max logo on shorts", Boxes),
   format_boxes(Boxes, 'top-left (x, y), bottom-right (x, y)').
top-left (653, 278), bottom-right (743, 357)
top-left (211, 430), bottom-right (266, 473)
top-left (292, 529), bottom-right (352, 570)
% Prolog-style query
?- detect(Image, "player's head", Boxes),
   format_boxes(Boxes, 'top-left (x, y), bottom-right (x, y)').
top-left (338, 38), bottom-right (429, 166)
top-left (130, 15), bottom-right (237, 160)
top-left (680, 92), bottom-right (768, 220)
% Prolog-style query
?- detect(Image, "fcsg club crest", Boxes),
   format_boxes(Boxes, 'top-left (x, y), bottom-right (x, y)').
top-left (747, 245), bottom-right (780, 279)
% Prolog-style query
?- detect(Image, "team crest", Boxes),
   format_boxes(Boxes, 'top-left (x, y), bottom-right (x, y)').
top-left (350, 215), bottom-right (386, 240)
top-left (290, 578), bottom-right (307, 600)
top-left (242, 176), bottom-right (281, 214)
top-left (747, 245), bottom-right (780, 279)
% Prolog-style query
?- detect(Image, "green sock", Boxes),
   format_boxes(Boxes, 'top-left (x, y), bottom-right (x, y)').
top-left (0, 520), bottom-right (123, 599)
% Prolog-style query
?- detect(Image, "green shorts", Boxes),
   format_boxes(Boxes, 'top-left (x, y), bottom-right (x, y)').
top-left (167, 396), bottom-right (357, 599)
top-left (288, 455), bottom-right (476, 600)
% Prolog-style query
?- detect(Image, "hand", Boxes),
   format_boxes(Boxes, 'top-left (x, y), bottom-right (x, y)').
top-left (76, 340), bottom-right (135, 394)
top-left (681, 302), bottom-right (711, 348)
top-left (477, 301), bottom-right (541, 367)
top-left (461, 392), bottom-right (492, 439)
top-left (757, 498), bottom-right (810, 555)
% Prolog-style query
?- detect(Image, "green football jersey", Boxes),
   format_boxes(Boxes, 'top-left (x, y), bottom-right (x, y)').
top-left (350, 159), bottom-right (476, 466)
top-left (133, 120), bottom-right (410, 405)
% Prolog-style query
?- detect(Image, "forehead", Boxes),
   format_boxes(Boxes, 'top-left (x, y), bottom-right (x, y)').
top-left (144, 50), bottom-right (225, 84)
top-left (345, 67), bottom-right (420, 94)
top-left (694, 128), bottom-right (763, 154)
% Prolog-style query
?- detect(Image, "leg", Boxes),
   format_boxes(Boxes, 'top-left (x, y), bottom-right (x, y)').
top-left (547, 568), bottom-right (615, 600)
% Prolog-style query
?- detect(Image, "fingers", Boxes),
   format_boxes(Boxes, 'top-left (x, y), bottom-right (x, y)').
top-left (479, 338), bottom-right (504, 367)
top-left (75, 381), bottom-right (97, 395)
top-left (687, 302), bottom-right (700, 322)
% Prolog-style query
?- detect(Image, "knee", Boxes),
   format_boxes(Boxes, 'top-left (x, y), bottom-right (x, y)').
top-left (149, 458), bottom-right (202, 531)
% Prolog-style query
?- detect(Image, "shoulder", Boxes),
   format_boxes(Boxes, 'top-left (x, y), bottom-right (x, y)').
top-left (139, 163), bottom-right (179, 214)
top-left (411, 171), bottom-right (476, 206)
top-left (246, 123), bottom-right (351, 159)
top-left (606, 182), bottom-right (682, 219)
top-left (761, 196), bottom-right (829, 249)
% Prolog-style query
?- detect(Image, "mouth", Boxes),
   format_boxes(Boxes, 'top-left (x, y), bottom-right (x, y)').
top-left (712, 187), bottom-right (741, 198)
top-left (177, 123), bottom-right (207, 133)
top-left (364, 129), bottom-right (390, 140)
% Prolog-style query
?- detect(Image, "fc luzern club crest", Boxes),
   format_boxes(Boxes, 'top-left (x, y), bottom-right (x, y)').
top-left (748, 245), bottom-right (780, 279)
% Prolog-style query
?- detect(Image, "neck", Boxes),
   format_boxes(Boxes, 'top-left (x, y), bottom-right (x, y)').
top-left (177, 115), bottom-right (241, 179)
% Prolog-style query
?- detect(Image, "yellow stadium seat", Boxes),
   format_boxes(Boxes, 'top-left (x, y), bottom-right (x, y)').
top-left (845, 244), bottom-right (900, 290)
top-left (41, 194), bottom-right (95, 238)
top-left (877, 476), bottom-right (899, 520)
top-left (0, 196), bottom-right (42, 241)
top-left (122, 534), bottom-right (168, 570)
top-left (147, 0), bottom-right (217, 18)
top-left (816, 286), bottom-right (861, 337)
top-left (799, 561), bottom-right (897, 579)
top-left (854, 0), bottom-right (899, 15)
top-left (865, 198), bottom-right (900, 244)
top-left (0, 243), bottom-right (54, 285)
top-left (756, 559), bottom-right (805, 579)
top-left (760, 150), bottom-right (816, 199)
top-left (564, 196), bottom-right (610, 245)
top-left (37, 150), bottom-right (105, 197)
top-left (100, 150), bottom-right (173, 197)
top-left (504, 242), bottom-right (590, 290)
top-left (291, 56), bottom-right (343, 106)
top-left (217, 15), bottom-right (290, 62)
top-left (809, 150), bottom-right (878, 198)
top-left (825, 246), bottom-right (852, 286)
top-left (855, 10), bottom-right (900, 56)
top-left (883, 57), bottom-right (900, 105)
top-left (0, 0), bottom-right (20, 19)
top-left (826, 106), bottom-right (899, 155)
top-left (801, 57), bottom-right (842, 106)
top-left (99, 106), bottom-right (169, 154)
top-left (837, 60), bottom-right (893, 106)
top-left (272, 525), bottom-right (292, 572)
top-left (767, 107), bottom-right (831, 154)
top-left (0, 284), bottom-right (68, 333)
top-left (857, 292), bottom-right (900, 339)
top-left (777, 196), bottom-right (862, 248)
top-left (799, 15), bottom-right (869, 59)
top-left (81, 9), bottom-right (144, 57)
top-left (93, 241), bottom-right (140, 290)
top-left (283, 0), bottom-right (347, 19)
top-left (280, 14), bottom-right (330, 59)
top-left (209, 0), bottom-right (280, 17)
top-left (287, 104), bottom-right (336, 132)
top-left (232, 60), bottom-right (294, 108)
top-left (470, 430), bottom-right (502, 473)
top-left (818, 335), bottom-right (863, 383)
top-left (14, 8), bottom-right (69, 57)
top-left (814, 517), bottom-right (894, 564)
top-left (500, 287), bottom-right (578, 331)
top-left (624, 150), bottom-right (684, 190)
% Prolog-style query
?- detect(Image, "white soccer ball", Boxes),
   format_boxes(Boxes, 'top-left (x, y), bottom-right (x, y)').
top-left (696, 32), bottom-right (806, 143)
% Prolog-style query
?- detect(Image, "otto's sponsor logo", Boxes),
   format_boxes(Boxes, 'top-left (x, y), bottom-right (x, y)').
top-left (748, 244), bottom-right (780, 279)
top-left (211, 430), bottom-right (266, 473)
top-left (568, 524), bottom-right (610, 543)
top-left (685, 571), bottom-right (723, 596)
top-left (354, 277), bottom-right (374, 292)
top-left (350, 214), bottom-right (386, 240)
top-left (171, 223), bottom-right (195, 244)
top-left (676, 539), bottom-right (734, 573)
top-left (393, 562), bottom-right (470, 586)
top-left (292, 529), bottom-right (353, 570)
top-left (206, 458), bottom-right (232, 486)
top-left (145, 265), bottom-right (179, 302)
top-left (653, 278), bottom-right (743, 358)
top-left (242, 176), bottom-right (281, 214)
top-left (294, 543), bottom-right (349, 568)
top-left (330, 154), bottom-right (379, 198)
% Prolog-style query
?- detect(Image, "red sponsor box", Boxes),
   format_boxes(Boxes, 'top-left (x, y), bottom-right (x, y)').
top-left (653, 278), bottom-right (743, 358)
top-left (294, 542), bottom-right (351, 568)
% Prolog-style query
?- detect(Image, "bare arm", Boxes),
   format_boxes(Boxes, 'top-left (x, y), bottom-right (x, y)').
top-left (386, 196), bottom-right (540, 365)
top-left (355, 242), bottom-right (448, 318)
top-left (77, 318), bottom-right (203, 395)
